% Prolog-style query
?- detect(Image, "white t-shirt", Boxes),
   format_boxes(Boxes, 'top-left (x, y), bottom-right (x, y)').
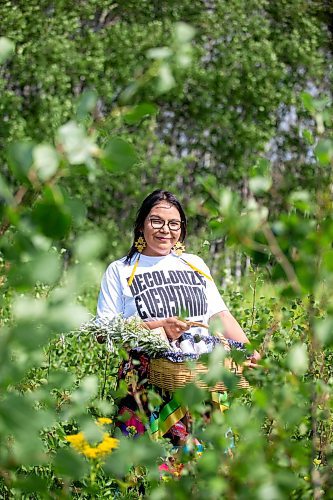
top-left (96, 252), bottom-right (228, 337)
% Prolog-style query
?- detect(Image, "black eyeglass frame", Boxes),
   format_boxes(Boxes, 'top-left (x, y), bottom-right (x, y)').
top-left (148, 217), bottom-right (183, 231)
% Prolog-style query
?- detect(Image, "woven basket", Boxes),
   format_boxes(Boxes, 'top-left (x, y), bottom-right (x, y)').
top-left (149, 357), bottom-right (250, 392)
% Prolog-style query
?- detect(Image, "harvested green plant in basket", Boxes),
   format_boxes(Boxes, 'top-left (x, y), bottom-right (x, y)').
top-left (80, 315), bottom-right (171, 357)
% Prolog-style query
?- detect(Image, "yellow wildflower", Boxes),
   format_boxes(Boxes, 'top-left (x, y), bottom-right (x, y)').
top-left (65, 431), bottom-right (119, 459)
top-left (97, 417), bottom-right (113, 426)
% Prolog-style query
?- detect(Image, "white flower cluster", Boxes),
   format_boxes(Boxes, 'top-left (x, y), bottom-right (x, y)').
top-left (80, 315), bottom-right (171, 357)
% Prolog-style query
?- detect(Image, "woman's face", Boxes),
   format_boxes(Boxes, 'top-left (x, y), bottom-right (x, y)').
top-left (141, 202), bottom-right (182, 256)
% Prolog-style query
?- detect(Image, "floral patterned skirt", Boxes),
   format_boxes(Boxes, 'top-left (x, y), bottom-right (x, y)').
top-left (115, 351), bottom-right (230, 445)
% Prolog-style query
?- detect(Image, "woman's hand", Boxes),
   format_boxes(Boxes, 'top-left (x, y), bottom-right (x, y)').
top-left (246, 349), bottom-right (262, 368)
top-left (145, 317), bottom-right (188, 341)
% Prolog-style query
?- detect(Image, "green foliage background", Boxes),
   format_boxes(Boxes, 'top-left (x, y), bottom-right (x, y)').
top-left (1, 0), bottom-right (333, 498)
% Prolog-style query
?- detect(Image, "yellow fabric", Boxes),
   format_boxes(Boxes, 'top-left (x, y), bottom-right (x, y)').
top-left (127, 255), bottom-right (140, 286)
top-left (151, 406), bottom-right (187, 440)
top-left (127, 253), bottom-right (212, 286)
top-left (181, 259), bottom-right (213, 281)
top-left (211, 391), bottom-right (229, 413)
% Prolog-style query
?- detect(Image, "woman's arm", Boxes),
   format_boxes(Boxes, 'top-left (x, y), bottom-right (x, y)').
top-left (210, 310), bottom-right (249, 343)
top-left (144, 317), bottom-right (188, 340)
top-left (210, 310), bottom-right (261, 365)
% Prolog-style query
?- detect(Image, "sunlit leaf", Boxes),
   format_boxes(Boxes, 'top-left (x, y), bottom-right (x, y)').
top-left (8, 251), bottom-right (62, 288)
top-left (47, 302), bottom-right (90, 332)
top-left (70, 375), bottom-right (99, 404)
top-left (288, 190), bottom-right (313, 213)
top-left (174, 22), bottom-right (196, 44)
top-left (123, 103), bottom-right (157, 124)
top-left (146, 47), bottom-right (172, 59)
top-left (0, 36), bottom-right (15, 63)
top-left (287, 343), bottom-right (308, 375)
top-left (249, 176), bottom-right (272, 194)
top-left (301, 92), bottom-right (314, 113)
top-left (13, 296), bottom-right (47, 321)
top-left (33, 144), bottom-right (59, 181)
top-left (157, 63), bottom-right (175, 93)
top-left (302, 129), bottom-right (314, 145)
top-left (314, 139), bottom-right (333, 165)
top-left (314, 317), bottom-right (333, 346)
top-left (74, 231), bottom-right (106, 261)
top-left (57, 121), bottom-right (98, 164)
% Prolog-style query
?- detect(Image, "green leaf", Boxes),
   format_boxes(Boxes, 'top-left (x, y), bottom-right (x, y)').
top-left (64, 196), bottom-right (87, 227)
top-left (123, 103), bottom-right (157, 125)
top-left (8, 251), bottom-right (62, 288)
top-left (302, 129), bottom-right (314, 145)
top-left (33, 144), bottom-right (59, 181)
top-left (0, 174), bottom-right (14, 204)
top-left (249, 176), bottom-right (272, 194)
top-left (175, 382), bottom-right (205, 407)
top-left (288, 190), bottom-right (313, 213)
top-left (76, 89), bottom-right (98, 120)
top-left (0, 36), bottom-right (15, 63)
top-left (31, 201), bottom-right (71, 239)
top-left (102, 138), bottom-right (137, 172)
top-left (74, 231), bottom-right (107, 261)
top-left (70, 375), bottom-right (99, 405)
top-left (174, 22), bottom-right (196, 44)
top-left (47, 302), bottom-right (90, 332)
top-left (250, 158), bottom-right (271, 177)
top-left (13, 296), bottom-right (47, 321)
top-left (104, 435), bottom-right (164, 477)
top-left (7, 142), bottom-right (35, 182)
top-left (146, 47), bottom-right (172, 59)
top-left (314, 317), bottom-right (333, 346)
top-left (301, 92), bottom-right (315, 113)
top-left (323, 250), bottom-right (333, 272)
top-left (57, 121), bottom-right (97, 165)
top-left (47, 369), bottom-right (75, 391)
top-left (314, 139), bottom-right (333, 165)
top-left (157, 63), bottom-right (175, 93)
top-left (287, 343), bottom-right (308, 375)
top-left (29, 251), bottom-right (62, 284)
top-left (13, 474), bottom-right (48, 494)
top-left (53, 448), bottom-right (89, 479)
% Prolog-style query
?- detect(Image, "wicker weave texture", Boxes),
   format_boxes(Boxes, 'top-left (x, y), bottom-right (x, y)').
top-left (149, 357), bottom-right (249, 392)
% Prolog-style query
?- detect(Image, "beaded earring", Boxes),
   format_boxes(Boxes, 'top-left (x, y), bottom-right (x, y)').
top-left (128, 235), bottom-right (146, 287)
top-left (172, 241), bottom-right (186, 256)
top-left (134, 235), bottom-right (146, 253)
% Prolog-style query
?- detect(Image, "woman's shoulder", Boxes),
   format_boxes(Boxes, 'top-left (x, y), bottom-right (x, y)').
top-left (104, 256), bottom-right (131, 274)
top-left (181, 252), bottom-right (210, 271)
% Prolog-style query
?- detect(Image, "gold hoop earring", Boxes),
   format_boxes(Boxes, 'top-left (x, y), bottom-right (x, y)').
top-left (134, 235), bottom-right (146, 253)
top-left (172, 241), bottom-right (186, 256)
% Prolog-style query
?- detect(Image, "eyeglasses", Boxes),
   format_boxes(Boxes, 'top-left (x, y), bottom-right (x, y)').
top-left (149, 217), bottom-right (182, 231)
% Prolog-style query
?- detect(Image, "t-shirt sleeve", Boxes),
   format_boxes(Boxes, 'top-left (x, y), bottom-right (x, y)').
top-left (96, 262), bottom-right (124, 321)
top-left (190, 255), bottom-right (229, 318)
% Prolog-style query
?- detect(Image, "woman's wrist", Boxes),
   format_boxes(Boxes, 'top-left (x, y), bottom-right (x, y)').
top-left (144, 320), bottom-right (164, 330)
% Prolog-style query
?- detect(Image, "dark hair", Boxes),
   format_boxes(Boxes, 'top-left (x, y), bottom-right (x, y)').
top-left (125, 190), bottom-right (187, 263)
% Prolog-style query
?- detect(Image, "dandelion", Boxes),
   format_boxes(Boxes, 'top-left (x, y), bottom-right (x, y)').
top-left (96, 417), bottom-right (113, 426)
top-left (66, 431), bottom-right (119, 459)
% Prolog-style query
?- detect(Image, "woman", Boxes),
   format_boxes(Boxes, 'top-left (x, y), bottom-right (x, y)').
top-left (96, 190), bottom-right (259, 443)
